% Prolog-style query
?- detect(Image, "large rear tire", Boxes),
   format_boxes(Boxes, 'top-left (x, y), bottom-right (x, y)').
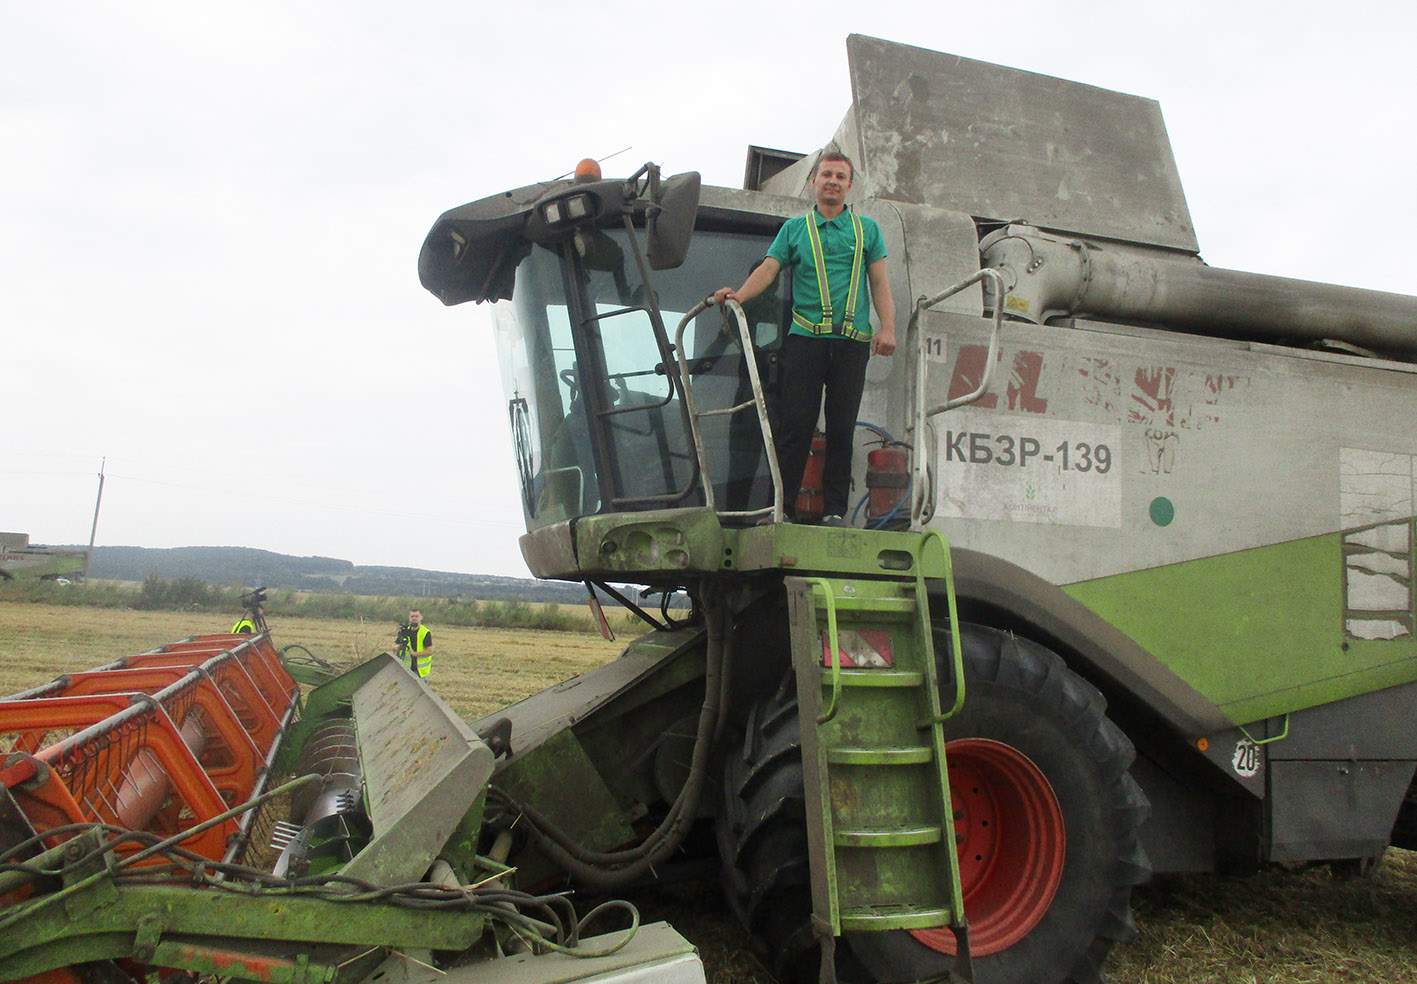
top-left (716, 623), bottom-right (1150, 984)
top-left (715, 673), bottom-right (818, 981)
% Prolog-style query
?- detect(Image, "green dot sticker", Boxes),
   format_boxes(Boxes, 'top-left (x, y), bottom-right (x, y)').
top-left (1150, 497), bottom-right (1175, 527)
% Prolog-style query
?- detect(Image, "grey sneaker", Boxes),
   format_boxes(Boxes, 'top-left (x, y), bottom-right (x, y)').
top-left (821, 514), bottom-right (850, 528)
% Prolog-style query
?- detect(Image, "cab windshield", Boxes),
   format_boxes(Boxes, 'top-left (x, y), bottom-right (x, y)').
top-left (493, 227), bottom-right (787, 530)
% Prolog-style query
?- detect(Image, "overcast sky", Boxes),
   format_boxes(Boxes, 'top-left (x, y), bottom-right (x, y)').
top-left (4, 1), bottom-right (1414, 578)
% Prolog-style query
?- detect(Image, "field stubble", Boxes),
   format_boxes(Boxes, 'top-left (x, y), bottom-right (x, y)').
top-left (4, 601), bottom-right (1417, 982)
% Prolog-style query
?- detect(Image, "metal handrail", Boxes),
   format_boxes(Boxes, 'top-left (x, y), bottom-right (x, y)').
top-left (909, 269), bottom-right (1009, 528)
top-left (673, 298), bottom-right (786, 522)
top-left (803, 577), bottom-right (844, 724)
top-left (918, 530), bottom-right (966, 722)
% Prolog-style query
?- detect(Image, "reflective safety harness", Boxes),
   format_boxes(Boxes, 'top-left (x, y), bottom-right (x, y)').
top-left (793, 207), bottom-right (870, 341)
top-left (407, 625), bottom-right (432, 678)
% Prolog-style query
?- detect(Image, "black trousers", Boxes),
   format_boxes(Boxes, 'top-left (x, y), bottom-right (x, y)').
top-left (776, 333), bottom-right (871, 517)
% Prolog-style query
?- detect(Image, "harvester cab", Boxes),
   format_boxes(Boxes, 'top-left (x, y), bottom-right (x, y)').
top-left (420, 157), bottom-right (789, 529)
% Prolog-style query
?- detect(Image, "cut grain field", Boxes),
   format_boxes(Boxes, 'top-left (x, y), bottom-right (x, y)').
top-left (4, 599), bottom-right (1417, 983)
top-left (0, 600), bottom-right (623, 720)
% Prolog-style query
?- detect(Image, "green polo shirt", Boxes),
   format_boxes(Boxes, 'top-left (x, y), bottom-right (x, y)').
top-left (767, 207), bottom-right (887, 340)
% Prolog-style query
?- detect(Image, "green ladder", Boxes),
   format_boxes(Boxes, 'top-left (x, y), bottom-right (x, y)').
top-left (786, 533), bottom-right (973, 983)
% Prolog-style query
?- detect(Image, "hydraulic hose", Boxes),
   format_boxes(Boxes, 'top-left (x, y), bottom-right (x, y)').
top-left (496, 586), bottom-right (727, 889)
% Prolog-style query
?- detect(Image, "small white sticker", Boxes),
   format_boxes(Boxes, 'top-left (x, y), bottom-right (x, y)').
top-left (923, 334), bottom-right (949, 364)
top-left (1232, 739), bottom-right (1260, 778)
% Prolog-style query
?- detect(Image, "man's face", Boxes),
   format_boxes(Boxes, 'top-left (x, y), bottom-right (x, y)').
top-left (408, 611), bottom-right (422, 626)
top-left (812, 159), bottom-right (853, 208)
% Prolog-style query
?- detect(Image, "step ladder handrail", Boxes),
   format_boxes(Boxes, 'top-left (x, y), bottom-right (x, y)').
top-left (917, 530), bottom-right (967, 723)
top-left (902, 530), bottom-right (970, 950)
top-left (673, 297), bottom-right (786, 523)
top-left (909, 267), bottom-right (1009, 528)
top-left (801, 576), bottom-right (845, 724)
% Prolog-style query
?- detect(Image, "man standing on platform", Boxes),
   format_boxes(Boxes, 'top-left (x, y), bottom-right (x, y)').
top-left (714, 150), bottom-right (895, 525)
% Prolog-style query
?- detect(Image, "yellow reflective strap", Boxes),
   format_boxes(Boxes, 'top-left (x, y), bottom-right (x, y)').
top-left (804, 210), bottom-right (834, 326)
top-left (801, 208), bottom-right (865, 334)
top-left (843, 210), bottom-right (864, 326)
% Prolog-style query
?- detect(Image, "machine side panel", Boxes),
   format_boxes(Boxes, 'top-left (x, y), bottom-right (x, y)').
top-left (914, 316), bottom-right (1417, 723)
top-left (1268, 760), bottom-right (1414, 861)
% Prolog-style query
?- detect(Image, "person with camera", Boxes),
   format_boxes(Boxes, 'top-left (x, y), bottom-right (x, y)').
top-left (397, 609), bottom-right (434, 678)
top-left (232, 589), bottom-right (268, 634)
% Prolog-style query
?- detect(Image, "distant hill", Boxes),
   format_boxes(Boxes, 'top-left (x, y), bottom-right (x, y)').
top-left (82, 545), bottom-right (593, 604)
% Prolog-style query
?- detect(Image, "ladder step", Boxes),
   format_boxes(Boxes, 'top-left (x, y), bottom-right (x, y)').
top-left (834, 825), bottom-right (943, 847)
top-left (826, 746), bottom-right (934, 765)
top-left (839, 904), bottom-right (954, 932)
top-left (821, 669), bottom-right (924, 688)
top-left (818, 595), bottom-right (919, 614)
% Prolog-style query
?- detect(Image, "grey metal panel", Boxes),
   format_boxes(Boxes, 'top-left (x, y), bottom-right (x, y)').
top-left (1268, 759), bottom-right (1414, 861)
top-left (1269, 679), bottom-right (1417, 761)
top-left (844, 35), bottom-right (1198, 253)
top-left (519, 523), bottom-right (580, 579)
top-left (365, 922), bottom-right (704, 984)
top-left (341, 655), bottom-right (494, 886)
top-left (698, 184), bottom-right (816, 223)
top-left (887, 202), bottom-right (984, 317)
top-left (1131, 755), bottom-right (1215, 873)
top-left (743, 145), bottom-right (806, 191)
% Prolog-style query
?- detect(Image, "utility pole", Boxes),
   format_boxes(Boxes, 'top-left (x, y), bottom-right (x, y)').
top-left (85, 457), bottom-right (105, 579)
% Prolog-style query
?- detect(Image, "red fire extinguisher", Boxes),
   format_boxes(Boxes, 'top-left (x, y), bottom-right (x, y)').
top-left (794, 434), bottom-right (827, 521)
top-left (866, 447), bottom-right (910, 529)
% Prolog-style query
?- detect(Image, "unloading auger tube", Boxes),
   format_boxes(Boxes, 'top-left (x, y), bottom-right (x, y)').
top-left (983, 225), bottom-right (1417, 359)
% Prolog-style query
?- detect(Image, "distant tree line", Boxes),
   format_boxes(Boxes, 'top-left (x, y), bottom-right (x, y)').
top-left (80, 545), bottom-right (595, 604)
top-left (0, 576), bottom-right (644, 635)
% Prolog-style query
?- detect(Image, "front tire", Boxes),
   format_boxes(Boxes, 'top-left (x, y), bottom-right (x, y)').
top-left (717, 623), bottom-right (1150, 984)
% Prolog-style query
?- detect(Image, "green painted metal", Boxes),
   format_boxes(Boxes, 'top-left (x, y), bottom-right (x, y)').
top-left (833, 670), bottom-right (926, 687)
top-left (839, 905), bottom-right (954, 932)
top-left (786, 532), bottom-right (969, 952)
top-left (835, 826), bottom-right (943, 847)
top-left (0, 880), bottom-right (486, 982)
top-left (574, 507), bottom-right (728, 576)
top-left (1064, 529), bottom-right (1417, 724)
top-left (494, 728), bottom-right (639, 857)
top-left (827, 747), bottom-right (935, 765)
top-left (554, 505), bottom-right (961, 584)
top-left (272, 653), bottom-right (388, 777)
top-left (734, 521), bottom-right (956, 580)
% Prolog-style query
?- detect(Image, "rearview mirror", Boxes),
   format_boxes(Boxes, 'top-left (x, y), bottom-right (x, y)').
top-left (647, 171), bottom-right (701, 270)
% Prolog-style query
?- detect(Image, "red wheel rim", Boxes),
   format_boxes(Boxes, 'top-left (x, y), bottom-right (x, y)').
top-left (910, 738), bottom-right (1066, 957)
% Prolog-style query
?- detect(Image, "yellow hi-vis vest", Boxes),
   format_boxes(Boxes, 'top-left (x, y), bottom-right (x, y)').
top-left (408, 625), bottom-right (432, 678)
top-left (792, 207), bottom-right (869, 341)
top-left (232, 617), bottom-right (256, 634)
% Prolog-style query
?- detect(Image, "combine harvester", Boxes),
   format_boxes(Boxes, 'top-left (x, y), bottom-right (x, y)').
top-left (6, 34), bottom-right (1417, 984)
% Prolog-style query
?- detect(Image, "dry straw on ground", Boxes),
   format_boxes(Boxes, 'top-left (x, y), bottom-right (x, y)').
top-left (4, 601), bottom-right (1417, 983)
